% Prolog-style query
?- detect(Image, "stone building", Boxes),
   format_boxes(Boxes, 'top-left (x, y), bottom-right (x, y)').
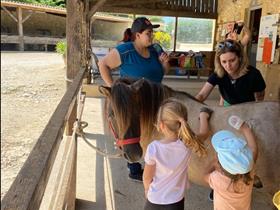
top-left (1, 0), bottom-right (132, 51)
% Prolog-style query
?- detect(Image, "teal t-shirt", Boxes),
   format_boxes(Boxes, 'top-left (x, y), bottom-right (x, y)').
top-left (223, 100), bottom-right (231, 107)
top-left (116, 42), bottom-right (164, 83)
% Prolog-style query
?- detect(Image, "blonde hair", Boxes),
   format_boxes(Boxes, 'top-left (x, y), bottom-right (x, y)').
top-left (156, 98), bottom-right (206, 157)
top-left (214, 40), bottom-right (249, 78)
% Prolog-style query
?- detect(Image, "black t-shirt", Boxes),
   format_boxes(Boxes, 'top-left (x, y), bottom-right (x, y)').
top-left (207, 65), bottom-right (266, 105)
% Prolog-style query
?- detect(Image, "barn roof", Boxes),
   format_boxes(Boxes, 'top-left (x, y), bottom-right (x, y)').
top-left (92, 0), bottom-right (218, 19)
top-left (1, 0), bottom-right (133, 22)
top-left (1, 0), bottom-right (218, 20)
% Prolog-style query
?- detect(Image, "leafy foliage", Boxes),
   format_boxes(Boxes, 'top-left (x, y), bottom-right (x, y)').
top-left (16, 0), bottom-right (65, 7)
top-left (56, 41), bottom-right (66, 55)
top-left (153, 31), bottom-right (171, 49)
top-left (177, 18), bottom-right (213, 43)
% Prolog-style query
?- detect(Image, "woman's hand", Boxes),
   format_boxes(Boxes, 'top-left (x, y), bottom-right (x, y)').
top-left (159, 52), bottom-right (169, 64)
top-left (159, 52), bottom-right (170, 74)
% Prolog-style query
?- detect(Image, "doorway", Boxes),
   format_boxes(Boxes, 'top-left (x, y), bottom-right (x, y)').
top-left (248, 8), bottom-right (262, 67)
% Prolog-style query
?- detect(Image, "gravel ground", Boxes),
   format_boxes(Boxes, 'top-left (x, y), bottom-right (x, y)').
top-left (1, 52), bottom-right (66, 199)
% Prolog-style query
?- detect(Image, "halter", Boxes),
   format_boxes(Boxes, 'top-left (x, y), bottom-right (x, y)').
top-left (108, 116), bottom-right (140, 147)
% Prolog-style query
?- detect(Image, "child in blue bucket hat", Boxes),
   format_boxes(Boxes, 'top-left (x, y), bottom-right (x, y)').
top-left (204, 115), bottom-right (258, 210)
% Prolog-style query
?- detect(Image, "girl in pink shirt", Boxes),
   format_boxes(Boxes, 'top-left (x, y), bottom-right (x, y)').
top-left (204, 115), bottom-right (258, 210)
top-left (143, 98), bottom-right (212, 210)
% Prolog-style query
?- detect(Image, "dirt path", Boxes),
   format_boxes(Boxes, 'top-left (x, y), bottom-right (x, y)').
top-left (1, 52), bottom-right (66, 199)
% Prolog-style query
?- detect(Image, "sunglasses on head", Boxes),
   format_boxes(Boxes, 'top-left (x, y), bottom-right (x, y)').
top-left (217, 40), bottom-right (235, 50)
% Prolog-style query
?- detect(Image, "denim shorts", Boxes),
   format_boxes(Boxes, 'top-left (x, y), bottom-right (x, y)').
top-left (144, 198), bottom-right (184, 210)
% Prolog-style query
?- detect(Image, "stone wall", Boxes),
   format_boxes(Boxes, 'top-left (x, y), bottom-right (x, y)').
top-left (216, 0), bottom-right (280, 41)
top-left (1, 10), bottom-right (66, 37)
top-left (1, 9), bottom-right (18, 34)
top-left (217, 0), bottom-right (280, 24)
top-left (1, 9), bottom-right (131, 44)
top-left (92, 20), bottom-right (131, 42)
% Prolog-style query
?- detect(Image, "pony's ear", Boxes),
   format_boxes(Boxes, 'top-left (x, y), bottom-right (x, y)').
top-left (99, 85), bottom-right (111, 97)
top-left (131, 78), bottom-right (145, 92)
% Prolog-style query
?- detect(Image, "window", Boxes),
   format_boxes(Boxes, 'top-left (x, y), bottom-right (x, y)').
top-left (176, 17), bottom-right (215, 51)
top-left (137, 15), bottom-right (215, 52)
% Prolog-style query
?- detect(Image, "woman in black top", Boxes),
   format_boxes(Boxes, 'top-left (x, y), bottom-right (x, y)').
top-left (196, 40), bottom-right (266, 106)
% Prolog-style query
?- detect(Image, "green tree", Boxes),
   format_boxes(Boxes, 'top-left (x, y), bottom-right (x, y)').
top-left (153, 31), bottom-right (171, 49)
top-left (177, 18), bottom-right (213, 43)
top-left (16, 0), bottom-right (65, 7)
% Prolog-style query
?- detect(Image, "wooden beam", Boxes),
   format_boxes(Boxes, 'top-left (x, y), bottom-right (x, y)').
top-left (99, 6), bottom-right (217, 18)
top-left (82, 84), bottom-right (105, 98)
top-left (22, 10), bottom-right (34, 23)
top-left (1, 6), bottom-right (18, 22)
top-left (1, 68), bottom-right (86, 210)
top-left (173, 16), bottom-right (178, 51)
top-left (108, 0), bottom-right (171, 7)
top-left (89, 0), bottom-right (107, 18)
top-left (17, 7), bottom-right (24, 51)
top-left (46, 135), bottom-right (77, 210)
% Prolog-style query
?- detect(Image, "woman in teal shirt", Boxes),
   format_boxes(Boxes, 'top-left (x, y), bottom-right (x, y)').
top-left (99, 17), bottom-right (169, 86)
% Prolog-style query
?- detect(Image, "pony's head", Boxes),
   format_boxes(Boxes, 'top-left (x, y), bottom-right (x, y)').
top-left (99, 78), bottom-right (143, 162)
top-left (99, 78), bottom-right (173, 162)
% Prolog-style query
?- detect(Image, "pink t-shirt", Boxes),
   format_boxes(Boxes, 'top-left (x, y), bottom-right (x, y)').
top-left (208, 170), bottom-right (254, 210)
top-left (145, 139), bottom-right (191, 205)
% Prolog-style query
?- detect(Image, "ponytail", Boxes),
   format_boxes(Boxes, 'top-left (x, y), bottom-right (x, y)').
top-left (179, 120), bottom-right (206, 157)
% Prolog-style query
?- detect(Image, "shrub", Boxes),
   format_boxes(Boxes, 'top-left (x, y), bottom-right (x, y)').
top-left (56, 41), bottom-right (67, 55)
top-left (153, 31), bottom-right (171, 49)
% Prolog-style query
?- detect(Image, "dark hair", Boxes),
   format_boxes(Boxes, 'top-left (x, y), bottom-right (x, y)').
top-left (121, 28), bottom-right (132, 43)
top-left (219, 162), bottom-right (253, 193)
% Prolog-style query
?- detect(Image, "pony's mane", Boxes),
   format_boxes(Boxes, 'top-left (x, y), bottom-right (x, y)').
top-left (109, 77), bottom-right (202, 140)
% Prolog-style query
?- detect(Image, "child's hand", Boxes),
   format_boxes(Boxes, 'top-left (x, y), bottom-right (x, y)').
top-left (228, 115), bottom-right (244, 130)
top-left (200, 107), bottom-right (213, 120)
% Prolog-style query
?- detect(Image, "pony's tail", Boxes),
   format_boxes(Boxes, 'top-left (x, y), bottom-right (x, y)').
top-left (179, 121), bottom-right (206, 157)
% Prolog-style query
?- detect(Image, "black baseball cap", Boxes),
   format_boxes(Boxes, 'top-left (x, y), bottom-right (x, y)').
top-left (131, 17), bottom-right (160, 33)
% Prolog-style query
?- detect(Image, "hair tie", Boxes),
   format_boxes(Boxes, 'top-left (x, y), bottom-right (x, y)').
top-left (178, 118), bottom-right (184, 124)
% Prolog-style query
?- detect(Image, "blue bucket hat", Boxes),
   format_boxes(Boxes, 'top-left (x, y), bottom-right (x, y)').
top-left (211, 130), bottom-right (253, 175)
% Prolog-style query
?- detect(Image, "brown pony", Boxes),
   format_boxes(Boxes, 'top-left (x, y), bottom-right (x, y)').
top-left (99, 77), bottom-right (280, 196)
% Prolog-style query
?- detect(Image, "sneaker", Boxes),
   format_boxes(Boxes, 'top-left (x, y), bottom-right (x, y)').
top-left (128, 170), bottom-right (143, 182)
top-left (208, 190), bottom-right (213, 202)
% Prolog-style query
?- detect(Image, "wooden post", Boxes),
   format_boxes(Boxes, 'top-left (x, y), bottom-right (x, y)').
top-left (66, 0), bottom-right (87, 136)
top-left (17, 7), bottom-right (24, 51)
top-left (173, 16), bottom-right (178, 51)
top-left (87, 0), bottom-right (107, 84)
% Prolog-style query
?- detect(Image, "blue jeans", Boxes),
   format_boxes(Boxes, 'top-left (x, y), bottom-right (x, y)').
top-left (127, 162), bottom-right (142, 174)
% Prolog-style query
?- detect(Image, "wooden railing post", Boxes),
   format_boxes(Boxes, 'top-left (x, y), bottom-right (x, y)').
top-left (17, 7), bottom-right (24, 51)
